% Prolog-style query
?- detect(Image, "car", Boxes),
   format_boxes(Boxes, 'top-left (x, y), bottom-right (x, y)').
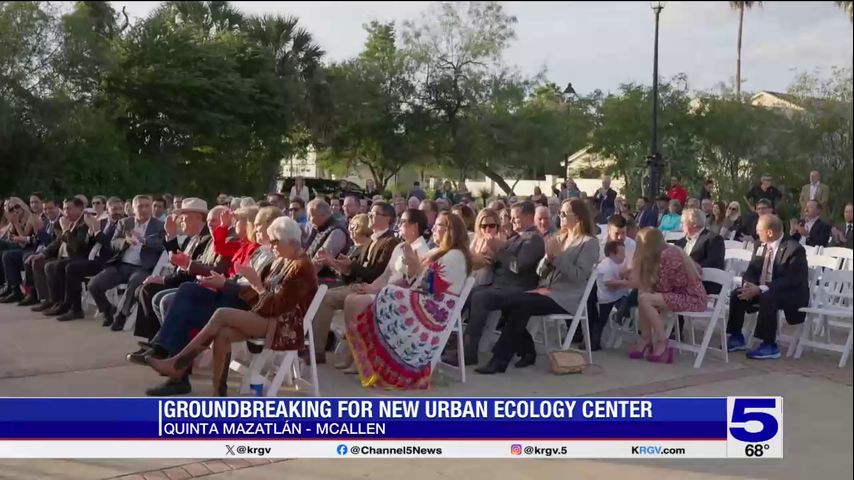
top-left (279, 177), bottom-right (366, 199)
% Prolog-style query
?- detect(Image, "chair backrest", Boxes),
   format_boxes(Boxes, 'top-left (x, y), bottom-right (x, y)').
top-left (431, 276), bottom-right (476, 371)
top-left (700, 268), bottom-right (733, 318)
top-left (813, 269), bottom-right (853, 309)
top-left (725, 249), bottom-right (753, 262)
top-left (302, 284), bottom-right (329, 336)
top-left (808, 254), bottom-right (841, 271)
top-left (664, 231), bottom-right (685, 242)
top-left (724, 240), bottom-right (745, 250)
top-left (87, 243), bottom-right (101, 261)
top-left (803, 245), bottom-right (820, 256)
top-left (727, 230), bottom-right (737, 240)
top-left (822, 247), bottom-right (854, 261)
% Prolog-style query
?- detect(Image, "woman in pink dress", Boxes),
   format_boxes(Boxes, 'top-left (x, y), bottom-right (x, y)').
top-left (629, 227), bottom-right (707, 363)
top-left (345, 211), bottom-right (472, 390)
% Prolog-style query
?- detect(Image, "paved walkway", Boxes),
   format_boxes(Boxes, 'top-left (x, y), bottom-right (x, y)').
top-left (0, 303), bottom-right (851, 480)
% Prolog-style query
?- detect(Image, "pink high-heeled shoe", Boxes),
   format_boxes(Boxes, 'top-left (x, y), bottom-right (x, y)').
top-left (628, 342), bottom-right (652, 359)
top-left (646, 342), bottom-right (675, 364)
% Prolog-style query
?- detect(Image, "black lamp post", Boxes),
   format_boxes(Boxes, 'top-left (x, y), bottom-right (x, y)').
top-left (646, 1), bottom-right (665, 199)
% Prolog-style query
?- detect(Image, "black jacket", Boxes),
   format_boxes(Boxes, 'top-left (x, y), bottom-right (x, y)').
top-left (791, 218), bottom-right (832, 248)
top-left (743, 237), bottom-right (810, 310)
top-left (674, 228), bottom-right (725, 294)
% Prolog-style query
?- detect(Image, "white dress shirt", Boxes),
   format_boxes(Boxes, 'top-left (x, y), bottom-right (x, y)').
top-left (122, 219), bottom-right (150, 266)
top-left (757, 237), bottom-right (782, 293)
top-left (809, 182), bottom-right (819, 201)
top-left (388, 237), bottom-right (430, 284)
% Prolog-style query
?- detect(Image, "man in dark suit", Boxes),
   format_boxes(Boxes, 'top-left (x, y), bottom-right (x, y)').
top-left (54, 197), bottom-right (126, 321)
top-left (311, 201), bottom-right (401, 363)
top-left (26, 197), bottom-right (93, 317)
top-left (634, 196), bottom-right (658, 229)
top-left (829, 202), bottom-right (853, 249)
top-left (118, 198), bottom-right (224, 334)
top-left (593, 176), bottom-right (618, 220)
top-left (673, 208), bottom-right (725, 294)
top-left (736, 198), bottom-right (773, 242)
top-left (88, 195), bottom-right (165, 328)
top-left (726, 214), bottom-right (809, 360)
top-left (447, 201), bottom-right (545, 366)
top-left (790, 200), bottom-right (832, 248)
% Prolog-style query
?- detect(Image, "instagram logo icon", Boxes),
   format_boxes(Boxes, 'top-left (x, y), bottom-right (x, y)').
top-left (510, 444), bottom-right (523, 456)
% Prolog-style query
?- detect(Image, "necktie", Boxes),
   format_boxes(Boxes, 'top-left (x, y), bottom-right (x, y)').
top-left (760, 246), bottom-right (774, 286)
top-left (846, 224), bottom-right (852, 236)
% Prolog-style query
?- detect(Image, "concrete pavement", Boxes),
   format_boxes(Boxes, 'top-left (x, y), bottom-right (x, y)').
top-left (0, 303), bottom-right (851, 480)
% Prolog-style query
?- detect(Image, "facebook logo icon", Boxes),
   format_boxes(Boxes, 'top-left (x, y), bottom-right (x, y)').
top-left (336, 444), bottom-right (348, 455)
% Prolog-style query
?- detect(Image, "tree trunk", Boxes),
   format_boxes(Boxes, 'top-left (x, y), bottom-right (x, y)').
top-left (479, 164), bottom-right (514, 195)
top-left (736, 4), bottom-right (744, 99)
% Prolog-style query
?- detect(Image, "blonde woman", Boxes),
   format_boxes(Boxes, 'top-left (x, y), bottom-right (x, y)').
top-left (0, 198), bottom-right (35, 295)
top-left (629, 228), bottom-right (707, 363)
top-left (470, 208), bottom-right (502, 287)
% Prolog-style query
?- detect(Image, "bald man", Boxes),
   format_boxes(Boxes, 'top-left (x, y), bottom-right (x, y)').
top-left (726, 214), bottom-right (809, 360)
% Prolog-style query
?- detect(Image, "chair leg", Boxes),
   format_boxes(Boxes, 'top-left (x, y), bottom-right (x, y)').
top-left (694, 316), bottom-right (718, 369)
top-left (839, 325), bottom-right (853, 368)
top-left (581, 317), bottom-right (593, 364)
top-left (240, 349), bottom-right (272, 395)
top-left (786, 324), bottom-right (802, 358)
top-left (266, 351), bottom-right (297, 397)
top-left (794, 314), bottom-right (813, 359)
top-left (456, 317), bottom-right (466, 384)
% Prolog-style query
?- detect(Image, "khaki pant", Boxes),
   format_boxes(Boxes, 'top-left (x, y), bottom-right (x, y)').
top-left (313, 285), bottom-right (356, 354)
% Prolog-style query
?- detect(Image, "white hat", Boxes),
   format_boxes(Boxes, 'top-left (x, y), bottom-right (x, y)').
top-left (175, 197), bottom-right (208, 215)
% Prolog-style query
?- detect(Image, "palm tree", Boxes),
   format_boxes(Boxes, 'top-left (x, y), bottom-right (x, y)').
top-left (836, 1), bottom-right (853, 22)
top-left (729, 1), bottom-right (762, 99)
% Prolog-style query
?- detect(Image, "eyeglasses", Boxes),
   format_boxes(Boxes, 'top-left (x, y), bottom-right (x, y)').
top-left (479, 223), bottom-right (498, 230)
top-left (270, 238), bottom-right (279, 246)
top-left (368, 212), bottom-right (388, 219)
top-left (727, 207), bottom-right (737, 211)
top-left (288, 207), bottom-right (301, 212)
top-left (92, 201), bottom-right (103, 205)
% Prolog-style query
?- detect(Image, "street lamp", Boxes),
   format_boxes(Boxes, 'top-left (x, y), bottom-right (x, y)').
top-left (646, 1), bottom-right (665, 200)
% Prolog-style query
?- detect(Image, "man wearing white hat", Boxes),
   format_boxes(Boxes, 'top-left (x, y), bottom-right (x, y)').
top-left (127, 202), bottom-right (233, 365)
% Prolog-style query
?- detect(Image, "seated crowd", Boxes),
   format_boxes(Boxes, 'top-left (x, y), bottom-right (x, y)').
top-left (0, 170), bottom-right (851, 395)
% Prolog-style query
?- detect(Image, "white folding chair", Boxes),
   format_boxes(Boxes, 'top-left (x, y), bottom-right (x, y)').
top-left (796, 270), bottom-right (854, 367)
top-left (122, 251), bottom-right (171, 332)
top-left (724, 240), bottom-right (746, 251)
top-left (725, 249), bottom-right (753, 276)
top-left (436, 276), bottom-right (476, 384)
top-left (821, 247), bottom-right (853, 270)
top-left (664, 231), bottom-right (685, 243)
top-left (536, 270), bottom-right (598, 364)
top-left (808, 254), bottom-right (842, 271)
top-left (802, 245), bottom-right (820, 256)
top-left (234, 285), bottom-right (327, 397)
top-left (665, 268), bottom-right (733, 368)
top-left (81, 244), bottom-right (102, 313)
top-left (478, 310), bottom-right (504, 353)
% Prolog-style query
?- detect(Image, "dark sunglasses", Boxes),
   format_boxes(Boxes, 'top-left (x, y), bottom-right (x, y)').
top-left (479, 223), bottom-right (498, 230)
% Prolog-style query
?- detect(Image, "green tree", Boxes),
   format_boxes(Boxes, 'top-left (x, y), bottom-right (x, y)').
top-left (835, 1), bottom-right (853, 22)
top-left (318, 21), bottom-right (429, 189)
top-left (402, 1), bottom-right (517, 184)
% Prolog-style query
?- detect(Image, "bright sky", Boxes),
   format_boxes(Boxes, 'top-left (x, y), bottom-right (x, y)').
top-left (111, 1), bottom-right (853, 96)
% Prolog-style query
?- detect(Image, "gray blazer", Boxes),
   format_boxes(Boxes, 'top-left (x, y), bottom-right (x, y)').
top-left (536, 234), bottom-right (599, 315)
top-left (107, 216), bottom-right (166, 270)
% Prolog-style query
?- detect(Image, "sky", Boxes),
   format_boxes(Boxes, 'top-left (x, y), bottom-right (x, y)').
top-left (111, 1), bottom-right (853, 96)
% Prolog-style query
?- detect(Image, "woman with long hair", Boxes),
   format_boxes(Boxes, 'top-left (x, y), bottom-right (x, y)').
top-left (451, 204), bottom-right (476, 234)
top-left (476, 199), bottom-right (600, 374)
top-left (0, 198), bottom-right (35, 298)
top-left (344, 211), bottom-right (472, 389)
top-left (722, 201), bottom-right (742, 239)
top-left (708, 201), bottom-right (727, 236)
top-left (147, 217), bottom-right (318, 396)
top-left (629, 228), bottom-right (707, 363)
top-left (470, 208), bottom-right (503, 287)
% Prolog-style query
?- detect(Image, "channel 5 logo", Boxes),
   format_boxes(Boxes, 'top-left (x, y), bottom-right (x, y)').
top-left (728, 398), bottom-right (779, 443)
top-left (510, 444), bottom-right (523, 455)
top-left (336, 444), bottom-right (348, 455)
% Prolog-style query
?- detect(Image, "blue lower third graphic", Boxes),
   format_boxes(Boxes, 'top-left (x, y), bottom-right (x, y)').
top-left (337, 444), bottom-right (348, 456)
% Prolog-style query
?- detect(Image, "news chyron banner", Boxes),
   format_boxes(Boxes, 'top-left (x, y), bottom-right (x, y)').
top-left (0, 397), bottom-right (782, 459)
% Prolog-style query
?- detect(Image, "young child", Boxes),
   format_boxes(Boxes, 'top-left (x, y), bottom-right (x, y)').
top-left (597, 241), bottom-right (631, 327)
